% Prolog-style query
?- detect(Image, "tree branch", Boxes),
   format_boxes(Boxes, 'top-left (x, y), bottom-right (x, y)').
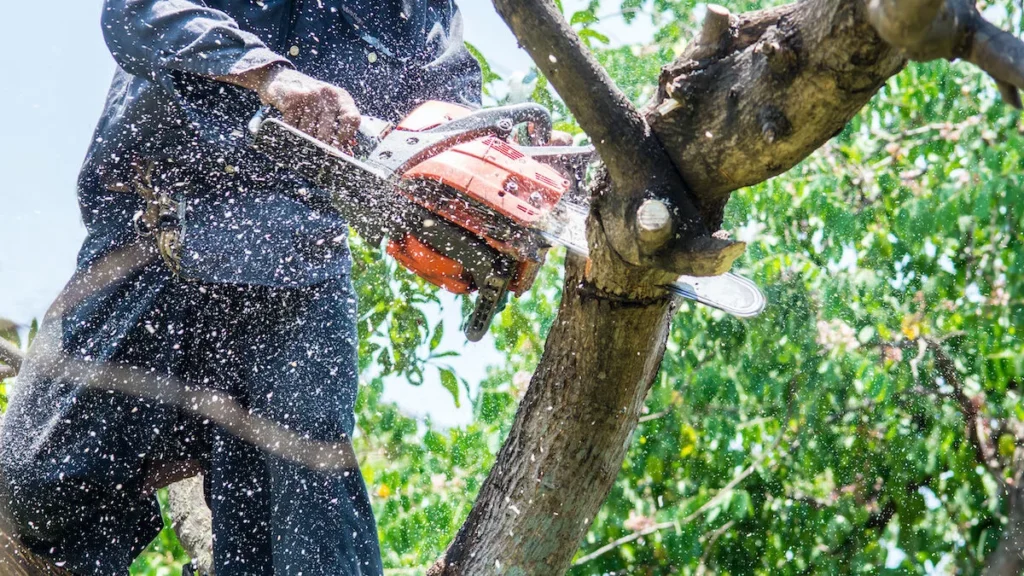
top-left (0, 340), bottom-right (24, 374)
top-left (890, 337), bottom-right (1024, 575)
top-left (491, 0), bottom-right (744, 278)
top-left (695, 520), bottom-right (736, 576)
top-left (867, 0), bottom-right (1024, 108)
top-left (572, 431), bottom-right (783, 567)
top-left (899, 337), bottom-right (1006, 490)
top-left (167, 476), bottom-right (214, 576)
top-left (646, 0), bottom-right (906, 225)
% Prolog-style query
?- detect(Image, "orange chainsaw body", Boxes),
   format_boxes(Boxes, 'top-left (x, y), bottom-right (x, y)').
top-left (386, 101), bottom-right (571, 296)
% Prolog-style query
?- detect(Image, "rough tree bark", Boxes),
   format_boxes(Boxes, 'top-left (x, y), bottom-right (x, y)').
top-left (987, 485), bottom-right (1024, 576)
top-left (5, 0), bottom-right (1024, 575)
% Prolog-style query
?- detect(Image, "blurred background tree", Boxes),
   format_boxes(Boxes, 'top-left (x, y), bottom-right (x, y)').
top-left (2, 0), bottom-right (1022, 574)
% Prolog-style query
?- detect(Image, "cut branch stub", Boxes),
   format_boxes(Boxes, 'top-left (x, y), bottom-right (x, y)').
top-left (691, 4), bottom-right (734, 60)
top-left (865, 0), bottom-right (946, 51)
top-left (636, 199), bottom-right (674, 253)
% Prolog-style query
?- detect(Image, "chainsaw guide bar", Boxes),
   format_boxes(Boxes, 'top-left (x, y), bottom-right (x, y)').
top-left (249, 101), bottom-right (765, 340)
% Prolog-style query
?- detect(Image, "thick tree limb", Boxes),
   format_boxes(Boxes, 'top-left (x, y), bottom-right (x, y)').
top-left (167, 476), bottom-right (214, 576)
top-left (646, 0), bottom-right (1024, 228)
top-left (647, 0), bottom-right (905, 224)
top-left (867, 0), bottom-right (1024, 108)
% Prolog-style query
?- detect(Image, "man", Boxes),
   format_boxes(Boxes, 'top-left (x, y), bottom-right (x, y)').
top-left (0, 1), bottom-right (480, 574)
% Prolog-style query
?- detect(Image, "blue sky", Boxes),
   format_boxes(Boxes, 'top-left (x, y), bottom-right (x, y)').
top-left (0, 1), bottom-right (656, 426)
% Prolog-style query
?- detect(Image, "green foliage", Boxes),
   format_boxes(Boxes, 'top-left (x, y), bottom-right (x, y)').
top-left (130, 490), bottom-right (191, 575)
top-left (557, 5), bottom-right (1024, 573)
top-left (464, 41), bottom-right (502, 98)
top-left (0, 321), bottom-right (32, 413)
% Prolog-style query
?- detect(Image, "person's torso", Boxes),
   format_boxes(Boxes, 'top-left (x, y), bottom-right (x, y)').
top-left (78, 0), bottom-right (480, 288)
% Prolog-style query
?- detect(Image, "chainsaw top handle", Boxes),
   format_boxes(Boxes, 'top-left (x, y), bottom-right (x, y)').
top-left (250, 101), bottom-right (552, 149)
top-left (421, 102), bottom-right (552, 145)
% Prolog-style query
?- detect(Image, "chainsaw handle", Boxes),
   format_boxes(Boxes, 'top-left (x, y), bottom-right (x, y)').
top-left (424, 103), bottom-right (552, 145)
top-left (502, 103), bottom-right (553, 145)
top-left (248, 106), bottom-right (387, 156)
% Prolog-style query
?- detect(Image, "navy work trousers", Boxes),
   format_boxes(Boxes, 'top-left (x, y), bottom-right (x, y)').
top-left (0, 251), bottom-right (382, 575)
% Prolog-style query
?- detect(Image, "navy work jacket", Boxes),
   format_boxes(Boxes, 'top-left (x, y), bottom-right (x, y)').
top-left (83, 0), bottom-right (481, 286)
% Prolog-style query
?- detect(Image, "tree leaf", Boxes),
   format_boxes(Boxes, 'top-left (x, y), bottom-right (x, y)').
top-left (440, 368), bottom-right (460, 408)
top-left (28, 319), bottom-right (38, 346)
top-left (578, 28), bottom-right (610, 46)
top-left (464, 41), bottom-right (502, 94)
top-left (430, 320), bottom-right (444, 351)
top-left (570, 10), bottom-right (599, 26)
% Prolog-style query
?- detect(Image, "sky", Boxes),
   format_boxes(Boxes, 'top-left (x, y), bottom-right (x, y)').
top-left (0, 1), bottom-right (657, 427)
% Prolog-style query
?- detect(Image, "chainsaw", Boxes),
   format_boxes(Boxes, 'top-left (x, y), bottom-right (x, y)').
top-left (247, 101), bottom-right (765, 341)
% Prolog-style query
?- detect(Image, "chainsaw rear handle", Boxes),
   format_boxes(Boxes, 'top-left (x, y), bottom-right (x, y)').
top-left (248, 105), bottom-right (384, 154)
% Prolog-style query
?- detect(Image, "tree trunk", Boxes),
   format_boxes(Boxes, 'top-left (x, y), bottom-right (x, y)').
top-left (430, 255), bottom-right (673, 574)
top-left (985, 486), bottom-right (1024, 576)
top-left (426, 0), bottom-right (1024, 573)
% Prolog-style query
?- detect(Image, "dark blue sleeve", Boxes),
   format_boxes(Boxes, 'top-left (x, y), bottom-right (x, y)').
top-left (101, 0), bottom-right (291, 83)
top-left (422, 5), bottom-right (482, 108)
